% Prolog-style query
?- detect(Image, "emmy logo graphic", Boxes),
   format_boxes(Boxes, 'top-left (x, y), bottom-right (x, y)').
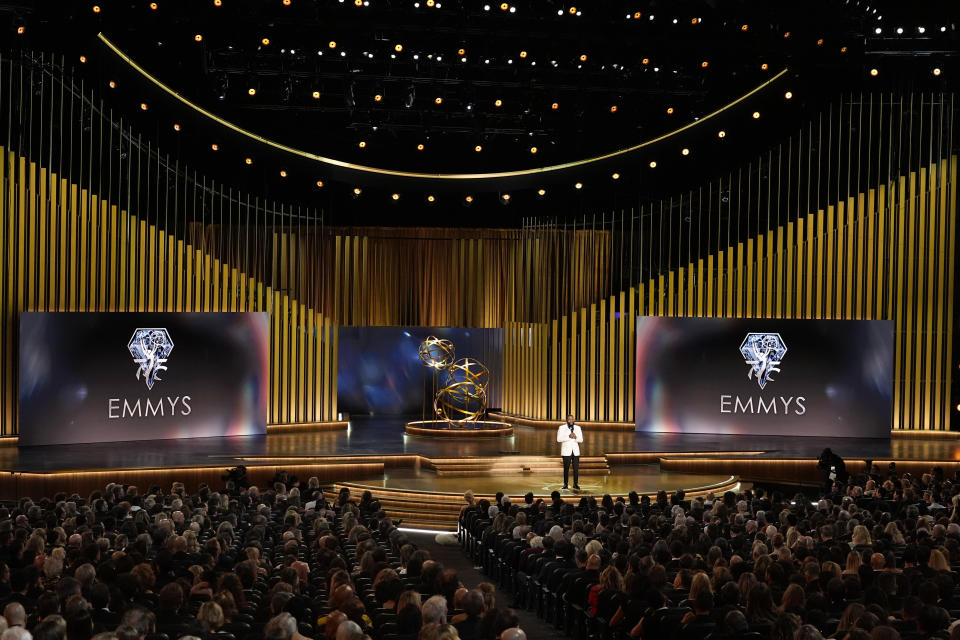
top-left (128, 328), bottom-right (174, 390)
top-left (739, 332), bottom-right (787, 390)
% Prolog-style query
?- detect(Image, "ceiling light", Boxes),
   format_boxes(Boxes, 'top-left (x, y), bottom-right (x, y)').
top-left (529, 146), bottom-right (537, 154)
top-left (761, 63), bottom-right (768, 71)
top-left (244, 157), bottom-right (253, 165)
top-left (642, 58), bottom-right (649, 65)
top-left (312, 90), bottom-right (320, 99)
top-left (817, 38), bottom-right (824, 46)
top-left (870, 68), bottom-right (878, 76)
top-left (579, 54), bottom-right (587, 62)
top-left (173, 123), bottom-right (181, 131)
top-left (840, 46), bottom-right (848, 52)
top-left (649, 161), bottom-right (657, 168)
top-left (417, 143), bottom-right (425, 151)
top-left (783, 31), bottom-right (791, 38)
top-left (474, 145), bottom-right (482, 152)
top-left (213, 0), bottom-right (221, 5)
top-left (150, 2), bottom-right (158, 9)
top-left (108, 80), bottom-right (116, 88)
top-left (933, 68), bottom-right (941, 76)
top-left (918, 26), bottom-right (925, 33)
top-left (741, 24), bottom-right (748, 31)
top-left (261, 37), bottom-right (270, 45)
top-left (194, 34), bottom-right (203, 41)
top-left (328, 41), bottom-right (337, 49)
top-left (427, 195), bottom-right (436, 202)
top-left (574, 182), bottom-right (583, 189)
top-left (248, 87), bottom-right (256, 95)
top-left (374, 94), bottom-right (382, 102)
top-left (79, 55), bottom-right (87, 63)
top-left (140, 102), bottom-right (148, 110)
top-left (279, 170), bottom-right (287, 177)
top-left (551, 102), bottom-right (559, 110)
top-left (520, 51), bottom-right (527, 58)
top-left (569, 6), bottom-right (577, 14)
top-left (610, 105), bottom-right (618, 113)
top-left (283, 0), bottom-right (291, 5)
top-left (633, 11), bottom-right (641, 19)
top-left (752, 111), bottom-right (760, 119)
top-left (353, 187), bottom-right (362, 195)
top-left (718, 130), bottom-right (726, 138)
top-left (435, 97), bottom-right (443, 105)
top-left (666, 106), bottom-right (674, 114)
top-left (611, 172), bottom-right (620, 180)
top-left (358, 141), bottom-right (366, 148)
top-left (92, 5), bottom-right (101, 13)
top-left (500, 2), bottom-right (508, 9)
top-left (465, 195), bottom-right (473, 203)
top-left (391, 193), bottom-right (400, 200)
top-left (316, 180), bottom-right (324, 187)
top-left (681, 148), bottom-right (689, 156)
top-left (784, 91), bottom-right (793, 99)
top-left (701, 61), bottom-right (709, 68)
top-left (211, 143), bottom-right (219, 151)
top-left (494, 99), bottom-right (503, 107)
top-left (896, 27), bottom-right (903, 34)
top-left (501, 193), bottom-right (511, 202)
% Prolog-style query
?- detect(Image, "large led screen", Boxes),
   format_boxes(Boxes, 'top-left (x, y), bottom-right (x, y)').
top-left (635, 317), bottom-right (893, 438)
top-left (337, 327), bottom-right (502, 416)
top-left (19, 312), bottom-right (269, 446)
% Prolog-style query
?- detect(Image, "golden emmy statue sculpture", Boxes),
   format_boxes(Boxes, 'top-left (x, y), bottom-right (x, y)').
top-left (418, 339), bottom-right (489, 425)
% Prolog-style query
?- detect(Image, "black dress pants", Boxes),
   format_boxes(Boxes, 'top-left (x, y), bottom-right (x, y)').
top-left (563, 454), bottom-right (580, 486)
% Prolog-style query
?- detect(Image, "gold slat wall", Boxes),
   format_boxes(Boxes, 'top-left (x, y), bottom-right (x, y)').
top-left (0, 54), bottom-right (339, 434)
top-left (504, 93), bottom-right (957, 430)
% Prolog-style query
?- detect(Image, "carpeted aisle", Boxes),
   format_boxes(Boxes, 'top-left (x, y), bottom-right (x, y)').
top-left (404, 531), bottom-right (556, 639)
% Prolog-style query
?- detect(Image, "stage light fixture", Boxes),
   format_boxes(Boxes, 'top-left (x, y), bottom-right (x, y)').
top-left (649, 161), bottom-right (657, 168)
top-left (500, 2), bottom-right (507, 10)
top-left (741, 24), bottom-right (748, 31)
top-left (494, 99), bottom-right (503, 107)
top-left (426, 0), bottom-right (435, 6)
top-left (841, 46), bottom-right (848, 53)
top-left (391, 193), bottom-right (400, 200)
top-left (918, 26), bottom-right (925, 33)
top-left (248, 87), bottom-right (257, 96)
top-left (108, 80), bottom-right (117, 89)
top-left (579, 54), bottom-right (587, 62)
top-left (783, 31), bottom-right (791, 38)
top-left (718, 130), bottom-right (726, 138)
top-left (551, 102), bottom-right (559, 110)
top-left (896, 27), bottom-right (903, 34)
top-left (520, 51), bottom-right (527, 58)
top-left (93, 5), bottom-right (101, 13)
top-left (150, 2), bottom-right (158, 9)
top-left (501, 193), bottom-right (511, 203)
top-left (465, 195), bottom-right (473, 203)
top-left (574, 182), bottom-right (583, 189)
top-left (395, 44), bottom-right (403, 52)
top-left (681, 148), bottom-right (689, 156)
top-left (312, 90), bottom-right (321, 99)
top-left (354, 0), bottom-right (362, 5)
top-left (211, 143), bottom-right (219, 151)
top-left (427, 195), bottom-right (436, 202)
top-left (458, 48), bottom-right (466, 56)
top-left (870, 68), bottom-right (878, 76)
top-left (261, 37), bottom-right (271, 45)
top-left (642, 58), bottom-right (649, 65)
top-left (358, 141), bottom-right (367, 148)
top-left (79, 55), bottom-right (87, 63)
top-left (435, 97), bottom-right (443, 105)
top-left (634, 11), bottom-right (641, 19)
top-left (173, 123), bottom-right (181, 131)
top-left (283, 0), bottom-right (291, 5)
top-left (933, 68), bottom-right (941, 76)
top-left (610, 105), bottom-right (618, 113)
top-left (537, 188), bottom-right (546, 197)
top-left (761, 63), bottom-right (768, 71)
top-left (194, 34), bottom-right (203, 42)
top-left (569, 6), bottom-right (577, 14)
top-left (214, 0), bottom-right (221, 5)
top-left (279, 170), bottom-right (287, 177)
top-left (316, 180), bottom-right (324, 187)
top-left (140, 102), bottom-right (148, 110)
top-left (417, 143), bottom-right (425, 151)
top-left (474, 145), bottom-right (483, 152)
top-left (529, 146), bottom-right (537, 154)
top-left (666, 106), bottom-right (674, 114)
top-left (353, 187), bottom-right (362, 196)
top-left (752, 111), bottom-right (760, 119)
top-left (374, 94), bottom-right (383, 102)
top-left (611, 172), bottom-right (620, 180)
top-left (701, 61), bottom-right (709, 68)
top-left (785, 91), bottom-right (793, 99)
top-left (817, 38), bottom-right (824, 46)
top-left (328, 41), bottom-right (337, 49)
top-left (244, 157), bottom-right (253, 165)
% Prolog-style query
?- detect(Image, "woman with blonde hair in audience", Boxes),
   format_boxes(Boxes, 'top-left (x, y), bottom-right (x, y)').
top-left (588, 566), bottom-right (623, 617)
top-left (929, 548), bottom-right (951, 572)
top-left (843, 550), bottom-right (861, 576)
top-left (737, 572), bottom-right (758, 607)
top-left (833, 602), bottom-right (866, 640)
top-left (883, 521), bottom-right (905, 545)
top-left (821, 561), bottom-right (842, 583)
top-left (197, 601), bottom-right (225, 636)
top-left (851, 524), bottom-right (872, 549)
top-left (688, 571), bottom-right (712, 605)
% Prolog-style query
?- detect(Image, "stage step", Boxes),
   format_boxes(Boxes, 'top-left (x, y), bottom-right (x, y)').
top-left (424, 455), bottom-right (610, 477)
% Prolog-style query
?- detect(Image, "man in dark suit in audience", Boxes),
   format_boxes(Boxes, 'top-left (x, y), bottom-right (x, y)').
top-left (454, 589), bottom-right (485, 640)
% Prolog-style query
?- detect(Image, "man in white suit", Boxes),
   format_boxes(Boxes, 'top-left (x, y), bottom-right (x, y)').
top-left (557, 414), bottom-right (583, 490)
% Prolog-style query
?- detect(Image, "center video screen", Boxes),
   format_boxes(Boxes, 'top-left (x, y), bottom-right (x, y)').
top-left (337, 327), bottom-right (502, 416)
top-left (635, 317), bottom-right (893, 438)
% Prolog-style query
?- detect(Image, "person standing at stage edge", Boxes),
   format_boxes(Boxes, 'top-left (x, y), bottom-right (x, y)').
top-left (557, 414), bottom-right (583, 490)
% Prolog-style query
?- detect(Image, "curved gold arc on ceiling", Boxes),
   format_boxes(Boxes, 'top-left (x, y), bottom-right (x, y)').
top-left (99, 33), bottom-right (788, 180)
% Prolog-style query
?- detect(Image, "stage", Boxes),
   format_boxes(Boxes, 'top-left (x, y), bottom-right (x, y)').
top-left (1, 417), bottom-right (958, 529)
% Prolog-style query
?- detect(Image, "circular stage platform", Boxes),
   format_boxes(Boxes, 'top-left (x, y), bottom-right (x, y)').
top-left (404, 420), bottom-right (513, 438)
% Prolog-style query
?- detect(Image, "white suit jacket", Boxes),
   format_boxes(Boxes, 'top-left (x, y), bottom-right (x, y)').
top-left (557, 424), bottom-right (583, 457)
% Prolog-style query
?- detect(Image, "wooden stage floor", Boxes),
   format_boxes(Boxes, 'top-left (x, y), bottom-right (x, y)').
top-left (1, 416), bottom-right (958, 527)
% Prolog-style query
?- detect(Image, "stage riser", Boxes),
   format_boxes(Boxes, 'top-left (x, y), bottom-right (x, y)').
top-left (435, 468), bottom-right (610, 477)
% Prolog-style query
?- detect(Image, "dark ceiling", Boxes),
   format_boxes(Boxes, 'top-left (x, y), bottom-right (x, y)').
top-left (0, 0), bottom-right (956, 225)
